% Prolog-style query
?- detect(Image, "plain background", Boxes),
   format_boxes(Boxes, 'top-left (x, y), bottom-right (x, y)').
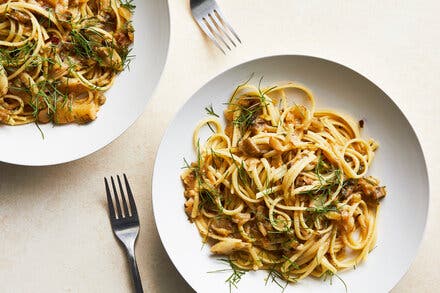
top-left (0, 0), bottom-right (439, 292)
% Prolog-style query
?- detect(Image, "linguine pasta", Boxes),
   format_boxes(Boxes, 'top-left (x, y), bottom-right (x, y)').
top-left (0, 0), bottom-right (134, 125)
top-left (181, 80), bottom-right (387, 285)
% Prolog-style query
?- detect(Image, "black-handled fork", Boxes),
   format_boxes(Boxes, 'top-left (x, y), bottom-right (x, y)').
top-left (105, 174), bottom-right (143, 293)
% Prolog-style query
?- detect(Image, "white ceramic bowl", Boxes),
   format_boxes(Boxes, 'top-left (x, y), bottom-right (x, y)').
top-left (152, 55), bottom-right (429, 293)
top-left (0, 0), bottom-right (170, 166)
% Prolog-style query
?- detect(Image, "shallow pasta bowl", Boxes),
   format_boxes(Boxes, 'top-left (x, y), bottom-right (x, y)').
top-left (0, 0), bottom-right (170, 166)
top-left (152, 55), bottom-right (429, 293)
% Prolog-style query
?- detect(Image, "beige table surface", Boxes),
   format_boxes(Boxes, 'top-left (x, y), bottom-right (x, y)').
top-left (1, 1), bottom-right (439, 292)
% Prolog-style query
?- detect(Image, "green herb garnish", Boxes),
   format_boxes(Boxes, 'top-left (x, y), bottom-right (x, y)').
top-left (229, 150), bottom-right (251, 186)
top-left (229, 73), bottom-right (254, 103)
top-left (306, 204), bottom-right (338, 215)
top-left (208, 258), bottom-right (248, 292)
top-left (257, 76), bottom-right (277, 104)
top-left (205, 104), bottom-right (219, 117)
top-left (70, 29), bottom-right (95, 59)
top-left (120, 0), bottom-right (136, 12)
top-left (227, 101), bottom-right (261, 134)
top-left (322, 270), bottom-right (348, 293)
top-left (265, 266), bottom-right (288, 292)
top-left (120, 47), bottom-right (134, 70)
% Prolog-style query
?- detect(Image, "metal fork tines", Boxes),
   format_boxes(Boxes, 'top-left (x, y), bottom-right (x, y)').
top-left (190, 0), bottom-right (241, 54)
top-left (105, 174), bottom-right (143, 293)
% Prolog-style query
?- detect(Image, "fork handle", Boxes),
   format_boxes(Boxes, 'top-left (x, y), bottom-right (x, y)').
top-left (126, 248), bottom-right (143, 293)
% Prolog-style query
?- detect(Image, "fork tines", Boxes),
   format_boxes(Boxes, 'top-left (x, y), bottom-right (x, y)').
top-left (104, 174), bottom-right (143, 292)
top-left (191, 0), bottom-right (241, 54)
top-left (105, 174), bottom-right (138, 223)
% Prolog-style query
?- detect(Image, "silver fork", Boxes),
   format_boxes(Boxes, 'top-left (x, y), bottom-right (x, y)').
top-left (105, 174), bottom-right (143, 293)
top-left (190, 0), bottom-right (241, 54)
